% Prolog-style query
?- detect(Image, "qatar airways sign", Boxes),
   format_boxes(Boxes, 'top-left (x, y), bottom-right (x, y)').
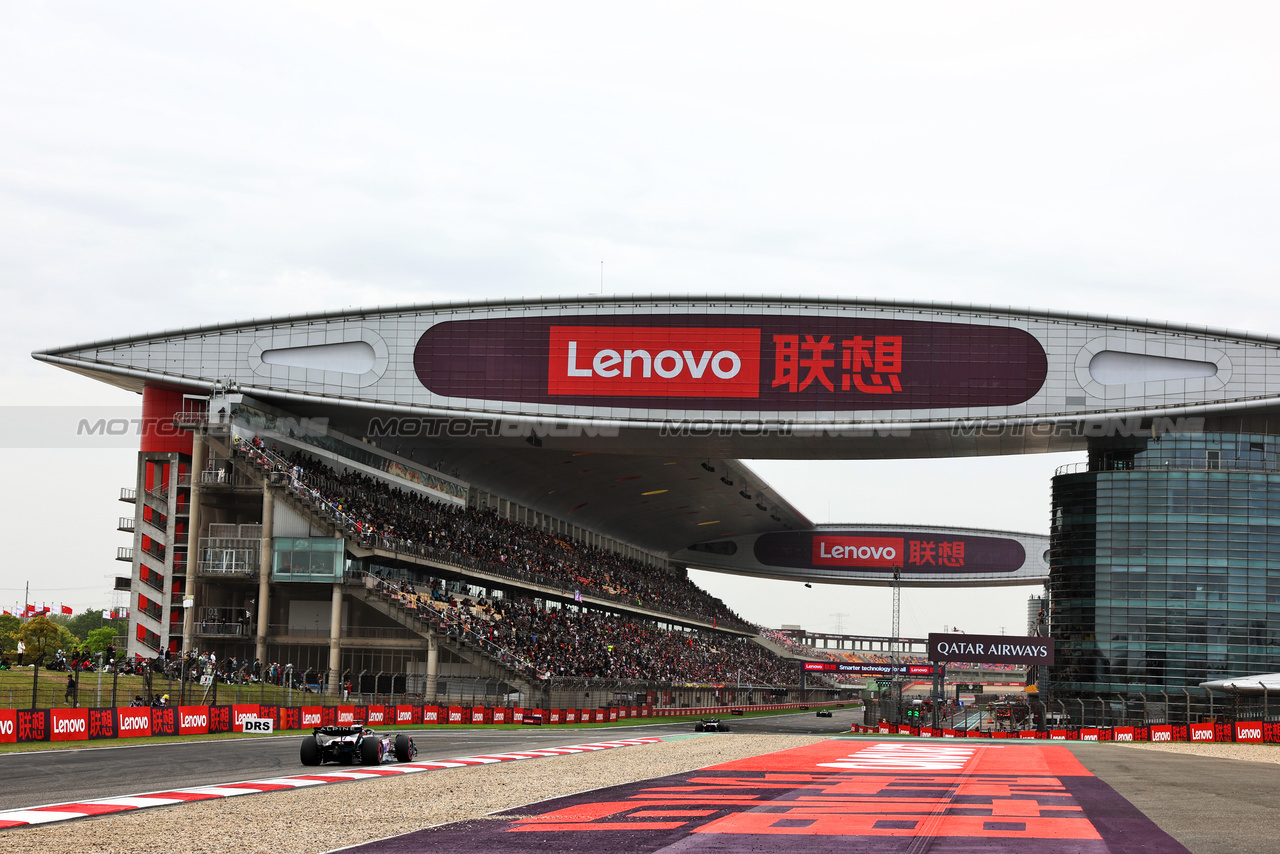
top-left (928, 632), bottom-right (1054, 665)
top-left (414, 315), bottom-right (1047, 411)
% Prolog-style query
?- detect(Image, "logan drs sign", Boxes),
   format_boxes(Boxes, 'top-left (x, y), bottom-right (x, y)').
top-left (928, 632), bottom-right (1054, 666)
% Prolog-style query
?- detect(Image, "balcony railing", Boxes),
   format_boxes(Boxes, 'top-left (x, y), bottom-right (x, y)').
top-left (119, 487), bottom-right (136, 503)
top-left (1056, 457), bottom-right (1280, 477)
top-left (266, 623), bottom-right (418, 640)
top-left (117, 517), bottom-right (135, 533)
top-left (116, 547), bottom-right (134, 562)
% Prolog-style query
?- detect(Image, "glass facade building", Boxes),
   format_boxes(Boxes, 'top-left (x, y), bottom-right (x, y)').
top-left (1048, 430), bottom-right (1280, 719)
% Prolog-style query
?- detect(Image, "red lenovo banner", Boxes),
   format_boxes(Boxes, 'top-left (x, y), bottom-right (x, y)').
top-left (117, 707), bottom-right (152, 738)
top-left (301, 706), bottom-right (324, 728)
top-left (471, 706), bottom-right (487, 724)
top-left (366, 706), bottom-right (385, 725)
top-left (492, 707), bottom-right (508, 724)
top-left (396, 705), bottom-right (416, 725)
top-left (1235, 722), bottom-right (1264, 743)
top-left (210, 705), bottom-right (232, 733)
top-left (50, 709), bottom-right (89, 742)
top-left (565, 709), bottom-right (577, 724)
top-left (1149, 725), bottom-right (1173, 743)
top-left (280, 707), bottom-right (301, 730)
top-left (335, 706), bottom-right (355, 726)
top-left (547, 326), bottom-right (762, 399)
top-left (422, 706), bottom-right (440, 724)
top-left (17, 710), bottom-right (47, 742)
top-left (447, 706), bottom-right (464, 724)
top-left (232, 704), bottom-right (259, 733)
top-left (151, 706), bottom-right (176, 736)
top-left (178, 706), bottom-right (209, 735)
top-left (415, 315), bottom-right (1048, 411)
top-left (1190, 723), bottom-right (1215, 742)
top-left (0, 708), bottom-right (15, 743)
top-left (812, 536), bottom-right (902, 568)
top-left (89, 708), bottom-right (116, 739)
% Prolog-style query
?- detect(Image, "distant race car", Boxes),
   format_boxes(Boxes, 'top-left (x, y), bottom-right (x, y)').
top-left (694, 718), bottom-right (730, 733)
top-left (816, 709), bottom-right (833, 718)
top-left (300, 725), bottom-right (417, 766)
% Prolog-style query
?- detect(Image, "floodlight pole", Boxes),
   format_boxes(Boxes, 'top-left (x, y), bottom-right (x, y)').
top-left (891, 567), bottom-right (902, 721)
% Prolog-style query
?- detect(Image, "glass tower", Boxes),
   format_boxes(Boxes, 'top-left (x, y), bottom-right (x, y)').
top-left (1048, 429), bottom-right (1280, 722)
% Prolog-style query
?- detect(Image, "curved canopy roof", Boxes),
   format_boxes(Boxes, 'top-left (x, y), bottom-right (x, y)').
top-left (38, 295), bottom-right (1271, 579)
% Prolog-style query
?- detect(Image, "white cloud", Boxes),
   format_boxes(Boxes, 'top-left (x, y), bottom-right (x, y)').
top-left (2, 2), bottom-right (1276, 627)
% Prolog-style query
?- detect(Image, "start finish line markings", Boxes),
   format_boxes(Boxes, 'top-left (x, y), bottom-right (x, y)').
top-left (339, 739), bottom-right (1194, 854)
top-left (0, 737), bottom-right (662, 829)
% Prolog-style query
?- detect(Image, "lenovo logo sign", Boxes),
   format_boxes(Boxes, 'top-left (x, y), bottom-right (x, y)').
top-left (812, 536), bottom-right (902, 567)
top-left (548, 326), bottom-right (761, 398)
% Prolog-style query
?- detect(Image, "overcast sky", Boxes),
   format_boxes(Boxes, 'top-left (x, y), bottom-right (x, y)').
top-left (2, 3), bottom-right (1277, 639)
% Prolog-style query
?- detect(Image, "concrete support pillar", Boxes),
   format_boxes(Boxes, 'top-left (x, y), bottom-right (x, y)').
top-left (326, 582), bottom-right (342, 697)
top-left (425, 635), bottom-right (439, 703)
top-left (181, 430), bottom-right (205, 654)
top-left (256, 483), bottom-right (273, 665)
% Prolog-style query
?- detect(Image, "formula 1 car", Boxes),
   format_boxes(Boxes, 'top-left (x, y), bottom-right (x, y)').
top-left (300, 726), bottom-right (417, 766)
top-left (694, 718), bottom-right (730, 733)
top-left (816, 709), bottom-right (833, 718)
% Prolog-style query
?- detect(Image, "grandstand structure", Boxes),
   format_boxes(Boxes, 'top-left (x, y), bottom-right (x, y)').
top-left (34, 295), bottom-right (1280, 715)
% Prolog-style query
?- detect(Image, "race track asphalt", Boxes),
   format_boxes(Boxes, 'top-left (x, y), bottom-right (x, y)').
top-left (0, 710), bottom-right (854, 812)
top-left (4, 709), bottom-right (1280, 853)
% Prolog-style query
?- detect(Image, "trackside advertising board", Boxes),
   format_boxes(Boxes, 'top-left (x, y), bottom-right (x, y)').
top-left (928, 632), bottom-right (1054, 666)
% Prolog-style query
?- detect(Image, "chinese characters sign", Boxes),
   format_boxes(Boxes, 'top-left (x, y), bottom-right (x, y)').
top-left (415, 315), bottom-right (1047, 412)
top-left (756, 531), bottom-right (1025, 575)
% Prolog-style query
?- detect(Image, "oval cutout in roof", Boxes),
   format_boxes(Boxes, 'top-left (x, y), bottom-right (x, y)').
top-left (261, 341), bottom-right (377, 374)
top-left (1089, 350), bottom-right (1217, 385)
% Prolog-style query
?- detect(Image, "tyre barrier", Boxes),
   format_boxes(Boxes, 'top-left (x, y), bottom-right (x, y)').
top-left (848, 720), bottom-right (1277, 743)
top-left (0, 700), bottom-right (846, 744)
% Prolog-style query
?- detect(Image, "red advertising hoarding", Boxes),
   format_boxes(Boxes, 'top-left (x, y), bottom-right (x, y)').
top-left (117, 707), bottom-right (152, 738)
top-left (178, 706), bottom-right (209, 735)
top-left (50, 709), bottom-right (89, 742)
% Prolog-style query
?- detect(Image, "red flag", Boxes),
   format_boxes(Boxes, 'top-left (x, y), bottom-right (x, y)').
top-left (23, 604), bottom-right (35, 616)
top-left (39, 605), bottom-right (50, 614)
top-left (2, 609), bottom-right (10, 616)
top-left (61, 605), bottom-right (73, 615)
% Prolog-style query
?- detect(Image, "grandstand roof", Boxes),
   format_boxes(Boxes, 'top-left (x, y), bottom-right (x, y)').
top-left (36, 294), bottom-right (1268, 582)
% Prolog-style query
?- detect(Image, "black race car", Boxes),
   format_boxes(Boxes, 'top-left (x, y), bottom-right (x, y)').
top-left (300, 725), bottom-right (417, 766)
top-left (694, 718), bottom-right (730, 733)
top-left (816, 709), bottom-right (833, 718)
